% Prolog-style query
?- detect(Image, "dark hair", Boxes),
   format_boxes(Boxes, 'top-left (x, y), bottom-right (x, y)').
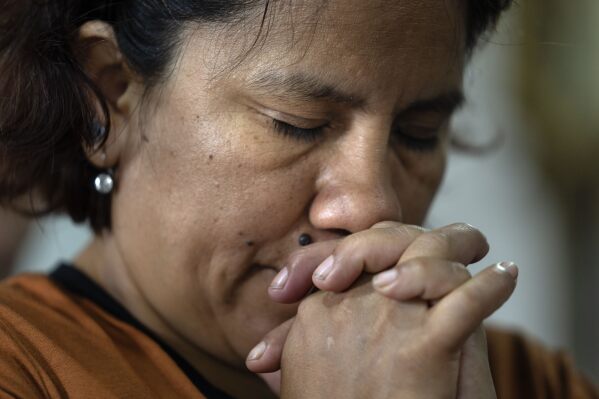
top-left (0, 0), bottom-right (512, 232)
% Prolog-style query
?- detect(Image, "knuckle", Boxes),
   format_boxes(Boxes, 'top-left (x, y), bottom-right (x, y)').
top-left (455, 287), bottom-right (485, 317)
top-left (417, 231), bottom-right (451, 253)
top-left (449, 222), bottom-right (478, 232)
top-left (393, 223), bottom-right (427, 236)
top-left (464, 224), bottom-right (489, 247)
top-left (334, 233), bottom-right (363, 256)
top-left (449, 223), bottom-right (489, 249)
top-left (296, 295), bottom-right (319, 318)
top-left (295, 299), bottom-right (309, 316)
top-left (400, 257), bottom-right (430, 277)
top-left (387, 224), bottom-right (427, 245)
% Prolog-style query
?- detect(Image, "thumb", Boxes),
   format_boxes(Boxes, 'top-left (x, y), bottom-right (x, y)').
top-left (246, 318), bottom-right (294, 373)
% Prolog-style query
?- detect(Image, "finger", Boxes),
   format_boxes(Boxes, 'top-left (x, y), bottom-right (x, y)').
top-left (269, 240), bottom-right (339, 304)
top-left (400, 223), bottom-right (489, 266)
top-left (428, 262), bottom-right (518, 352)
top-left (372, 258), bottom-right (471, 301)
top-left (312, 224), bottom-right (426, 292)
top-left (458, 327), bottom-right (497, 398)
top-left (246, 318), bottom-right (294, 373)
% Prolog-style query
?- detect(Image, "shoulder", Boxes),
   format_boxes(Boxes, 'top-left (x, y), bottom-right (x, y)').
top-left (0, 274), bottom-right (124, 397)
top-left (0, 271), bottom-right (139, 354)
top-left (0, 274), bottom-right (81, 397)
top-left (0, 273), bottom-right (210, 398)
top-left (0, 273), bottom-right (93, 335)
top-left (486, 327), bottom-right (598, 399)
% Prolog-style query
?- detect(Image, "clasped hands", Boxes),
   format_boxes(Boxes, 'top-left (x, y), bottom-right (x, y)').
top-left (247, 222), bottom-right (518, 399)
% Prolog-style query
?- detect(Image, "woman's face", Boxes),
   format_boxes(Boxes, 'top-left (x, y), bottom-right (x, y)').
top-left (108, 0), bottom-right (465, 367)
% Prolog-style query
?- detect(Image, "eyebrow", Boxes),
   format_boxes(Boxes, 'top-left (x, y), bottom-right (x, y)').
top-left (247, 72), bottom-right (367, 109)
top-left (401, 90), bottom-right (465, 115)
top-left (247, 72), bottom-right (464, 114)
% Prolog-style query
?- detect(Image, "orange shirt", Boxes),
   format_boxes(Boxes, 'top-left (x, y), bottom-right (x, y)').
top-left (0, 265), bottom-right (596, 398)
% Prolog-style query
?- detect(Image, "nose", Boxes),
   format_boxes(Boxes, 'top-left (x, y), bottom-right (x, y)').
top-left (309, 130), bottom-right (402, 234)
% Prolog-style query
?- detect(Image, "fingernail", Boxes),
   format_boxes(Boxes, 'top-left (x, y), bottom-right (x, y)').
top-left (373, 269), bottom-right (399, 289)
top-left (247, 341), bottom-right (267, 361)
top-left (314, 255), bottom-right (335, 280)
top-left (495, 261), bottom-right (519, 279)
top-left (270, 267), bottom-right (289, 290)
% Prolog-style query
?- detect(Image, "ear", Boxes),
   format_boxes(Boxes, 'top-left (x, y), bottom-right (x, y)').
top-left (76, 21), bottom-right (143, 169)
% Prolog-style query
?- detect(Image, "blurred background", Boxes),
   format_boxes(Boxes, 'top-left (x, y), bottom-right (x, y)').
top-left (2, 0), bottom-right (598, 384)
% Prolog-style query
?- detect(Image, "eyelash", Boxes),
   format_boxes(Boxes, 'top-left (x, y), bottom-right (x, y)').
top-left (272, 119), bottom-right (440, 152)
top-left (393, 131), bottom-right (440, 152)
top-left (272, 119), bottom-right (327, 143)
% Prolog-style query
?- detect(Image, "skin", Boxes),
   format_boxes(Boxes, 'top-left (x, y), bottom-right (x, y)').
top-left (248, 223), bottom-right (516, 397)
top-left (73, 0), bottom-right (515, 397)
top-left (279, 267), bottom-right (515, 398)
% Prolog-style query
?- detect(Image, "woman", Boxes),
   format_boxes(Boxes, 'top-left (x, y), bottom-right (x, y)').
top-left (0, 0), bottom-right (596, 398)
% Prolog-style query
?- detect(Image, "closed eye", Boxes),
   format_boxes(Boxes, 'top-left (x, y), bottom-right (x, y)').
top-left (394, 132), bottom-right (441, 152)
top-left (272, 119), bottom-right (328, 142)
top-left (391, 117), bottom-right (449, 153)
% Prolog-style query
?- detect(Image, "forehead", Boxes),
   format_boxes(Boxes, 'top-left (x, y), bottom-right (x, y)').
top-left (188, 0), bottom-right (466, 103)
top-left (305, 0), bottom-right (464, 51)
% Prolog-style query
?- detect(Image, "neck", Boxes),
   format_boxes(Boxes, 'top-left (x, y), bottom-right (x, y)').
top-left (74, 237), bottom-right (277, 399)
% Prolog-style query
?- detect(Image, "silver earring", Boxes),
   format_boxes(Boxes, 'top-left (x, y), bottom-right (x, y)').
top-left (91, 122), bottom-right (115, 195)
top-left (94, 169), bottom-right (114, 195)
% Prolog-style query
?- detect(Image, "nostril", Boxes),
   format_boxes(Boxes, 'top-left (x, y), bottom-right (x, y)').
top-left (328, 228), bottom-right (351, 237)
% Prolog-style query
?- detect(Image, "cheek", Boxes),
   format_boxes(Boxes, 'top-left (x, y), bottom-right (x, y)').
top-left (118, 93), bottom-right (319, 281)
top-left (217, 269), bottom-right (299, 356)
top-left (110, 100), bottom-right (318, 362)
top-left (393, 147), bottom-right (447, 225)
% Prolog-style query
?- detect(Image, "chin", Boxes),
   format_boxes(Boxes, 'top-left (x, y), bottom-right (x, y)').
top-left (222, 271), bottom-right (299, 361)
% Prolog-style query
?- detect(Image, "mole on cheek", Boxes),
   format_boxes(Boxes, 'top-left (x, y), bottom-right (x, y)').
top-left (245, 240), bottom-right (255, 247)
top-left (208, 154), bottom-right (214, 161)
